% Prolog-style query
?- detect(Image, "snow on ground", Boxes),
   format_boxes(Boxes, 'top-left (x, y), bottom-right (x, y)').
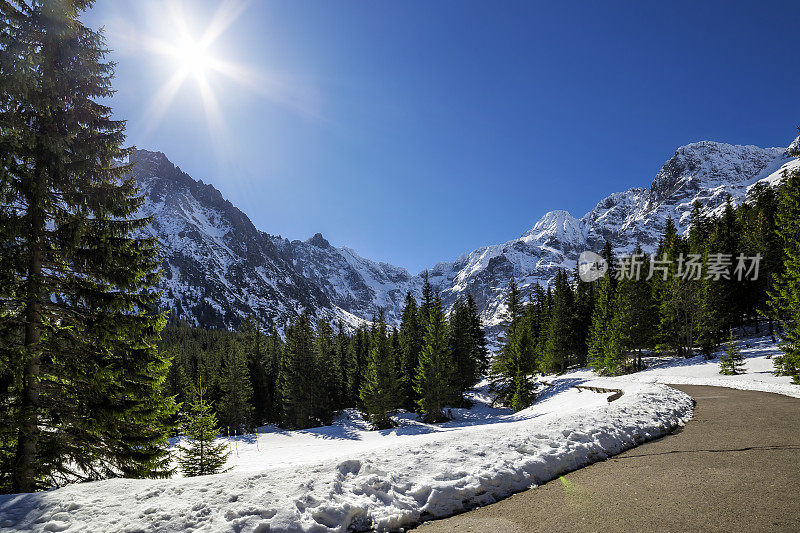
top-left (576, 334), bottom-right (800, 399)
top-left (0, 382), bottom-right (692, 532)
top-left (2, 335), bottom-right (796, 532)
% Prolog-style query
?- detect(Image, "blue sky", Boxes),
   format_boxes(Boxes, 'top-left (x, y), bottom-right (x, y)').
top-left (85, 0), bottom-right (799, 274)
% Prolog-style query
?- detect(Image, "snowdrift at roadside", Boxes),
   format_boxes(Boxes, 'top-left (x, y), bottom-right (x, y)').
top-left (613, 335), bottom-right (800, 399)
top-left (0, 383), bottom-right (692, 533)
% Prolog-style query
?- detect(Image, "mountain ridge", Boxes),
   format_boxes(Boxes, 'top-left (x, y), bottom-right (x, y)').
top-left (130, 136), bottom-right (797, 337)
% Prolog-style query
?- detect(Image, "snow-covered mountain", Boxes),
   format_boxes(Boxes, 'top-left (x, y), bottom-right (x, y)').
top-left (131, 150), bottom-right (418, 329)
top-left (131, 135), bottom-right (798, 334)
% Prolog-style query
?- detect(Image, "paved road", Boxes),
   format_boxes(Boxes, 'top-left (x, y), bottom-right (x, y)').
top-left (415, 385), bottom-right (800, 533)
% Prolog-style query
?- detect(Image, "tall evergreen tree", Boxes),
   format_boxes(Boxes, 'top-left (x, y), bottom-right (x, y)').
top-left (768, 135), bottom-right (800, 384)
top-left (448, 299), bottom-right (475, 402)
top-left (398, 292), bottom-right (423, 409)
top-left (313, 319), bottom-right (338, 425)
top-left (657, 219), bottom-right (699, 357)
top-left (414, 295), bottom-right (453, 422)
top-left (627, 249), bottom-right (658, 369)
top-left (178, 382), bottom-right (229, 477)
top-left (466, 294), bottom-right (490, 380)
top-left (279, 313), bottom-right (318, 429)
top-left (0, 0), bottom-right (175, 492)
top-left (491, 278), bottom-right (537, 409)
top-left (360, 310), bottom-right (402, 429)
top-left (588, 272), bottom-right (616, 373)
top-left (543, 269), bottom-right (576, 373)
top-left (239, 317), bottom-right (270, 425)
top-left (573, 267), bottom-right (596, 368)
top-left (218, 340), bottom-right (253, 434)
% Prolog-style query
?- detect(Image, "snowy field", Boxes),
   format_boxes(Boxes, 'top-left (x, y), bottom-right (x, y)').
top-left (603, 334), bottom-right (800, 398)
top-left (1, 335), bottom-right (796, 532)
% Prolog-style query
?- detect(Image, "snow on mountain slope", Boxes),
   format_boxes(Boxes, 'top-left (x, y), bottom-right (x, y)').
top-left (130, 135), bottom-right (797, 335)
top-left (132, 150), bottom-right (331, 330)
top-left (433, 138), bottom-right (795, 333)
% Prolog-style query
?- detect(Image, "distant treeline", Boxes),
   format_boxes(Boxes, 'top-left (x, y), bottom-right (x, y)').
top-left (488, 162), bottom-right (800, 410)
top-left (161, 279), bottom-right (489, 432)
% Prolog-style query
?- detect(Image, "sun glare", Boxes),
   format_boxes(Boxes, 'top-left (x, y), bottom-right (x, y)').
top-left (142, 0), bottom-right (315, 141)
top-left (172, 38), bottom-right (213, 78)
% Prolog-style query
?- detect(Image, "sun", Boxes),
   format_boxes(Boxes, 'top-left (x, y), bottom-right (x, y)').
top-left (171, 37), bottom-right (213, 79)
top-left (142, 0), bottom-right (316, 140)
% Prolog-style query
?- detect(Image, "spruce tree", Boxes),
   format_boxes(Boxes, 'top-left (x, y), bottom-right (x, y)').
top-left (657, 219), bottom-right (699, 357)
top-left (606, 269), bottom-right (634, 374)
top-left (444, 296), bottom-right (488, 403)
top-left (334, 321), bottom-right (351, 409)
top-left (466, 293), bottom-right (489, 380)
top-left (360, 310), bottom-right (402, 429)
top-left (491, 278), bottom-right (537, 409)
top-left (768, 134), bottom-right (800, 384)
top-left (588, 273), bottom-right (616, 373)
top-left (719, 330), bottom-right (746, 376)
top-left (448, 299), bottom-right (474, 402)
top-left (179, 383), bottom-right (229, 477)
top-left (240, 317), bottom-right (270, 425)
top-left (543, 269), bottom-right (576, 373)
top-left (573, 267), bottom-right (596, 367)
top-left (313, 319), bottom-right (339, 425)
top-left (414, 295), bottom-right (453, 422)
top-left (398, 292), bottom-right (423, 409)
top-left (218, 340), bottom-right (253, 434)
top-left (627, 249), bottom-right (658, 369)
top-left (279, 313), bottom-right (318, 429)
top-left (0, 1), bottom-right (175, 492)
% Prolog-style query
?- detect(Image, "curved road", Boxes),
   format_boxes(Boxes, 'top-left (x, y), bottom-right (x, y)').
top-left (415, 385), bottom-right (800, 532)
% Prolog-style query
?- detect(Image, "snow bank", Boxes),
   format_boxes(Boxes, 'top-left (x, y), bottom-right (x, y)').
top-left (0, 383), bottom-right (692, 533)
top-left (613, 335), bottom-right (800, 399)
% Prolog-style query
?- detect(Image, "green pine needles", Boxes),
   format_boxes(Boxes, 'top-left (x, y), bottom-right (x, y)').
top-left (359, 310), bottom-right (402, 429)
top-left (768, 130), bottom-right (800, 384)
top-left (178, 384), bottom-right (230, 477)
top-left (0, 1), bottom-right (176, 493)
top-left (719, 330), bottom-right (746, 376)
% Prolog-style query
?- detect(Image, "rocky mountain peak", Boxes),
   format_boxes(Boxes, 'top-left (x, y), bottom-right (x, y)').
top-left (129, 134), bottom-right (796, 342)
top-left (306, 233), bottom-right (331, 249)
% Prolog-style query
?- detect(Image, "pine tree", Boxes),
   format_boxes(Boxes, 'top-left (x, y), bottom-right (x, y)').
top-left (313, 319), bottom-right (339, 425)
top-left (657, 219), bottom-right (699, 357)
top-left (768, 133), bottom-right (800, 384)
top-left (747, 183), bottom-right (781, 339)
top-left (627, 249), bottom-right (658, 369)
top-left (414, 296), bottom-right (453, 422)
top-left (719, 330), bottom-right (746, 376)
top-left (178, 383), bottom-right (229, 477)
top-left (279, 313), bottom-right (318, 429)
top-left (573, 267), bottom-right (596, 367)
top-left (360, 310), bottom-right (402, 429)
top-left (491, 278), bottom-right (537, 409)
top-left (333, 321), bottom-right (351, 409)
top-left (607, 271), bottom-right (634, 374)
top-left (543, 269), bottom-right (576, 373)
top-left (218, 340), bottom-right (253, 433)
top-left (466, 293), bottom-right (489, 380)
top-left (239, 317), bottom-right (270, 425)
top-left (448, 299), bottom-right (475, 402)
top-left (398, 292), bottom-right (423, 409)
top-left (0, 1), bottom-right (176, 492)
top-left (588, 273), bottom-right (616, 373)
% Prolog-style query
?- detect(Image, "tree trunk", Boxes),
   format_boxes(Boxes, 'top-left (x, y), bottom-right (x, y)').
top-left (12, 166), bottom-right (46, 493)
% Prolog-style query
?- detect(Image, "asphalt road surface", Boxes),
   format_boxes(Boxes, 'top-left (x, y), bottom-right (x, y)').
top-left (414, 385), bottom-right (800, 533)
